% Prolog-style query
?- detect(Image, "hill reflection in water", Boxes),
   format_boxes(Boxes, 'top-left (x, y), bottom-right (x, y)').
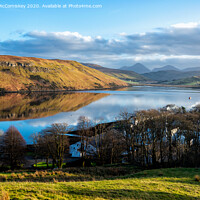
top-left (0, 92), bottom-right (109, 121)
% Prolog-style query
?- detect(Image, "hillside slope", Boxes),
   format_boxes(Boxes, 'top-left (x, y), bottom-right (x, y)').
top-left (167, 76), bottom-right (200, 86)
top-left (81, 63), bottom-right (149, 82)
top-left (0, 56), bottom-right (128, 92)
top-left (142, 70), bottom-right (200, 82)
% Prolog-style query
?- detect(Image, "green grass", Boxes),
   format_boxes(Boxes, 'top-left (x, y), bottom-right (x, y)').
top-left (33, 162), bottom-right (54, 168)
top-left (0, 168), bottom-right (199, 199)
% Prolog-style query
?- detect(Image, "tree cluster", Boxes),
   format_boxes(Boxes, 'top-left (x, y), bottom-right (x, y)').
top-left (118, 109), bottom-right (200, 167)
top-left (32, 123), bottom-right (69, 169)
top-left (0, 107), bottom-right (200, 169)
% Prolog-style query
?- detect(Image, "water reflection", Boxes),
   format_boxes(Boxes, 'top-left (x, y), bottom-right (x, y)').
top-left (0, 86), bottom-right (200, 142)
top-left (0, 92), bottom-right (108, 121)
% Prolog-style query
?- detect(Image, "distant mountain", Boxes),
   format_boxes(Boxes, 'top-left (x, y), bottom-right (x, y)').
top-left (120, 63), bottom-right (151, 74)
top-left (82, 63), bottom-right (149, 82)
top-left (142, 70), bottom-right (200, 82)
top-left (0, 55), bottom-right (128, 92)
top-left (152, 65), bottom-right (180, 72)
top-left (182, 67), bottom-right (200, 72)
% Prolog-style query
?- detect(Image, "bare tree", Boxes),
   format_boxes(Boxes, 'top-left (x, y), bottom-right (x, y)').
top-left (31, 132), bottom-right (41, 168)
top-left (40, 123), bottom-right (69, 168)
top-left (2, 126), bottom-right (26, 169)
top-left (77, 116), bottom-right (93, 167)
top-left (118, 110), bottom-right (134, 163)
top-left (93, 120), bottom-right (107, 165)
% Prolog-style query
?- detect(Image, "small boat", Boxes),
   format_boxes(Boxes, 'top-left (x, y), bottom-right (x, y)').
top-left (189, 97), bottom-right (192, 100)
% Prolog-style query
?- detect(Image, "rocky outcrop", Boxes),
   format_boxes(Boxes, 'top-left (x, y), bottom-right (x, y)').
top-left (0, 61), bottom-right (34, 67)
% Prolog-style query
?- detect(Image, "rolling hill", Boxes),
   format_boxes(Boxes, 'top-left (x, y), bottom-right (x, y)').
top-left (142, 70), bottom-right (200, 82)
top-left (0, 55), bottom-right (128, 92)
top-left (120, 63), bottom-right (151, 74)
top-left (81, 63), bottom-right (149, 82)
top-left (182, 67), bottom-right (200, 72)
top-left (167, 76), bottom-right (200, 86)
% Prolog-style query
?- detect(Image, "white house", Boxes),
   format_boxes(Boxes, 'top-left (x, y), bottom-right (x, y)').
top-left (69, 141), bottom-right (96, 158)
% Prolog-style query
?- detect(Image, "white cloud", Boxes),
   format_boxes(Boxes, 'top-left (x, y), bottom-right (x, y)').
top-left (171, 22), bottom-right (199, 29)
top-left (1, 22), bottom-right (200, 68)
top-left (119, 32), bottom-right (127, 36)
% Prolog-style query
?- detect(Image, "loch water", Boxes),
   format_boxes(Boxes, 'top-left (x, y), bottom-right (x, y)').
top-left (0, 86), bottom-right (199, 142)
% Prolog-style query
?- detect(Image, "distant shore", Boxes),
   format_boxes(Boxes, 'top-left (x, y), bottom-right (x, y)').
top-left (131, 83), bottom-right (200, 89)
top-left (1, 83), bottom-right (200, 95)
top-left (0, 85), bottom-right (129, 94)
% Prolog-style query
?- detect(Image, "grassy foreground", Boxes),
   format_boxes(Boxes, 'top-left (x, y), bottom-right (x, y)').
top-left (0, 168), bottom-right (199, 200)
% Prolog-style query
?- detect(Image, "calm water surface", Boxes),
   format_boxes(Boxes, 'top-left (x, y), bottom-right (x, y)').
top-left (0, 86), bottom-right (199, 142)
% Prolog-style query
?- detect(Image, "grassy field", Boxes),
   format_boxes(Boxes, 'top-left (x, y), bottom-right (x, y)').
top-left (0, 168), bottom-right (199, 199)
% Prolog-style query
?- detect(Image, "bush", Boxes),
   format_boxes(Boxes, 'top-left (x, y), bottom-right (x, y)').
top-left (10, 173), bottom-right (17, 179)
top-left (0, 175), bottom-right (7, 182)
top-left (194, 175), bottom-right (200, 182)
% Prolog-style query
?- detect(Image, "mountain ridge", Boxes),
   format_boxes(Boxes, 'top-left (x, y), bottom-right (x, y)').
top-left (152, 65), bottom-right (180, 72)
top-left (120, 63), bottom-right (151, 74)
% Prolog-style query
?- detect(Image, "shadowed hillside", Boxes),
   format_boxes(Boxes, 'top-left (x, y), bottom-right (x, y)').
top-left (142, 70), bottom-right (200, 82)
top-left (81, 63), bottom-right (149, 82)
top-left (166, 76), bottom-right (200, 86)
top-left (0, 92), bottom-right (109, 121)
top-left (0, 55), bottom-right (128, 92)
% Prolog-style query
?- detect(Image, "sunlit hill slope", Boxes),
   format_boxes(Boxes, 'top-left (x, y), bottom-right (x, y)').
top-left (0, 55), bottom-right (128, 92)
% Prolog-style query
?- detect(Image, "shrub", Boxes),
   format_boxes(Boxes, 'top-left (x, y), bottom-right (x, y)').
top-left (41, 171), bottom-right (46, 177)
top-left (194, 175), bottom-right (200, 182)
top-left (17, 174), bottom-right (24, 180)
top-left (0, 175), bottom-right (7, 182)
top-left (22, 172), bottom-right (28, 177)
top-left (30, 173), bottom-right (37, 178)
top-left (34, 171), bottom-right (40, 177)
top-left (10, 173), bottom-right (17, 179)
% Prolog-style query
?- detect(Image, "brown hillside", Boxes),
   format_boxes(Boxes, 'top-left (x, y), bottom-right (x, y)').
top-left (0, 55), bottom-right (128, 92)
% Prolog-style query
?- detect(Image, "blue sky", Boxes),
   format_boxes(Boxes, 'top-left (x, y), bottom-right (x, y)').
top-left (1, 0), bottom-right (200, 68)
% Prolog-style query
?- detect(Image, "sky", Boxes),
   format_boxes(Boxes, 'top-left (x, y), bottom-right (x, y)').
top-left (1, 0), bottom-right (200, 69)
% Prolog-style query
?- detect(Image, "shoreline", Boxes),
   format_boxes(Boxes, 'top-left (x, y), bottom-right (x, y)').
top-left (0, 85), bottom-right (129, 95)
top-left (1, 83), bottom-right (200, 95)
